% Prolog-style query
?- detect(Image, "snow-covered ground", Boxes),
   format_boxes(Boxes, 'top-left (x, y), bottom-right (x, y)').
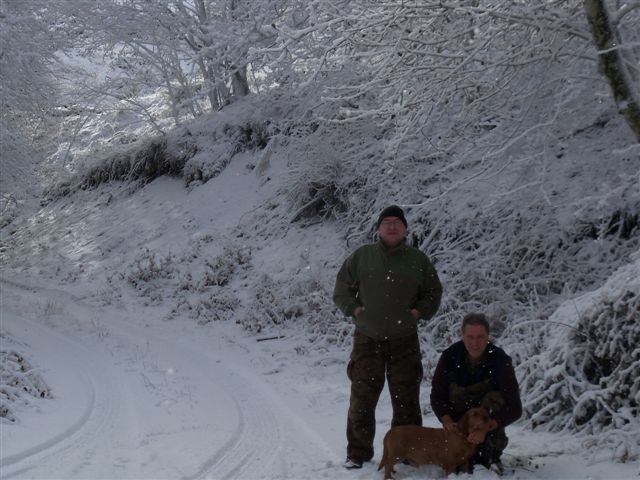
top-left (1, 143), bottom-right (638, 479)
top-left (2, 279), bottom-right (639, 480)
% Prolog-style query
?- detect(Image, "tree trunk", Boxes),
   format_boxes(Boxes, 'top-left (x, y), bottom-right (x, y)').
top-left (231, 65), bottom-right (250, 97)
top-left (584, 0), bottom-right (640, 142)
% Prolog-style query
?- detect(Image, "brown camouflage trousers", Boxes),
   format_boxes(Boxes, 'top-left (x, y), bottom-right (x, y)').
top-left (346, 331), bottom-right (423, 462)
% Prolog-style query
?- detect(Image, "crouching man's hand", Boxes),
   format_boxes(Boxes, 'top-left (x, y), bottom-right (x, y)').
top-left (467, 418), bottom-right (498, 444)
top-left (467, 430), bottom-right (487, 444)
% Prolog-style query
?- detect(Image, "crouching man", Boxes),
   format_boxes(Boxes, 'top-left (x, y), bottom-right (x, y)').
top-left (430, 313), bottom-right (522, 473)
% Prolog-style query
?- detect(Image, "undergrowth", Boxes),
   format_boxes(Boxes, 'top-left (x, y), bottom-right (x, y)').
top-left (0, 340), bottom-right (51, 424)
top-left (517, 259), bottom-right (640, 461)
top-left (44, 118), bottom-right (274, 200)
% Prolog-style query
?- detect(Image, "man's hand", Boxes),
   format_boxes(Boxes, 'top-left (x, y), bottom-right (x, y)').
top-left (410, 308), bottom-right (420, 320)
top-left (467, 429), bottom-right (487, 444)
top-left (467, 418), bottom-right (498, 444)
top-left (354, 306), bottom-right (362, 318)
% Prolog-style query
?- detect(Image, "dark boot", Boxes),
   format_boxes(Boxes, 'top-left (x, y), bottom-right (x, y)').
top-left (472, 428), bottom-right (508, 470)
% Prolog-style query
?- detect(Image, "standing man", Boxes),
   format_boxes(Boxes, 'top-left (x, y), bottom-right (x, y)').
top-left (333, 205), bottom-right (442, 469)
top-left (430, 313), bottom-right (522, 473)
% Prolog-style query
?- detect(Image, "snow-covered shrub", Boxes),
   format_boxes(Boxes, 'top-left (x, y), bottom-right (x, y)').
top-left (227, 121), bottom-right (271, 152)
top-left (170, 289), bottom-right (241, 325)
top-left (45, 135), bottom-right (193, 200)
top-left (518, 258), bottom-right (640, 461)
top-left (238, 270), bottom-right (351, 347)
top-left (125, 243), bottom-right (250, 323)
top-left (199, 245), bottom-right (251, 288)
top-left (127, 248), bottom-right (177, 303)
top-left (0, 347), bottom-right (50, 423)
top-left (281, 118), bottom-right (382, 226)
top-left (182, 119), bottom-right (274, 186)
top-left (96, 271), bottom-right (125, 307)
top-left (286, 157), bottom-right (348, 223)
top-left (0, 193), bottom-right (18, 229)
top-left (193, 290), bottom-right (241, 325)
top-left (79, 137), bottom-right (185, 187)
top-left (238, 275), bottom-right (289, 333)
top-left (47, 109), bottom-right (276, 195)
top-left (182, 142), bottom-right (235, 186)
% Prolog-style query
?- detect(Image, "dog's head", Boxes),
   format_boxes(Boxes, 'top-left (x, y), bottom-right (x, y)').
top-left (459, 407), bottom-right (491, 436)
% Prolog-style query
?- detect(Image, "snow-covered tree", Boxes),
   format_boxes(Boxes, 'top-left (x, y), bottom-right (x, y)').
top-left (62, 0), bottom-right (294, 127)
top-left (0, 0), bottom-right (71, 224)
top-left (275, 1), bottom-right (605, 162)
top-left (0, 1), bottom-right (59, 125)
top-left (585, 0), bottom-right (640, 141)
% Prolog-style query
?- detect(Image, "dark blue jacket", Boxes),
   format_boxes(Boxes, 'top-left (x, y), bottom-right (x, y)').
top-left (430, 340), bottom-right (522, 428)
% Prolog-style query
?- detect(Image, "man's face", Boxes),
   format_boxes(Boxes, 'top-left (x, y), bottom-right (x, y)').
top-left (462, 324), bottom-right (489, 361)
top-left (378, 216), bottom-right (406, 247)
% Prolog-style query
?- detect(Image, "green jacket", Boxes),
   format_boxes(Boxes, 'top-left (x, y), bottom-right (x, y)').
top-left (333, 240), bottom-right (442, 340)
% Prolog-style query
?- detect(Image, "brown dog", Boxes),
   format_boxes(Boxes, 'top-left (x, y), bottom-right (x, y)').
top-left (378, 407), bottom-right (491, 479)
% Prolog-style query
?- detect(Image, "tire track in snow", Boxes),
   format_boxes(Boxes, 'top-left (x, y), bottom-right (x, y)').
top-left (186, 370), bottom-right (284, 480)
top-left (1, 281), bottom-right (139, 479)
top-left (178, 337), bottom-right (336, 480)
top-left (0, 314), bottom-right (124, 479)
top-left (0, 365), bottom-right (96, 470)
top-left (2, 281), bottom-right (336, 479)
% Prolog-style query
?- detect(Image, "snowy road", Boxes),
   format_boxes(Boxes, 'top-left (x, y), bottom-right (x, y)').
top-left (1, 282), bottom-right (337, 479)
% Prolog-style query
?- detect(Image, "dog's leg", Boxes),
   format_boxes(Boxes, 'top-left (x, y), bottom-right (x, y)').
top-left (378, 437), bottom-right (389, 473)
top-left (382, 454), bottom-right (397, 480)
top-left (384, 462), bottom-right (394, 480)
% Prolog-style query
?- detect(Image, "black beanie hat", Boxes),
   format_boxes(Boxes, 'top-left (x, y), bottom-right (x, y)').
top-left (376, 205), bottom-right (408, 229)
